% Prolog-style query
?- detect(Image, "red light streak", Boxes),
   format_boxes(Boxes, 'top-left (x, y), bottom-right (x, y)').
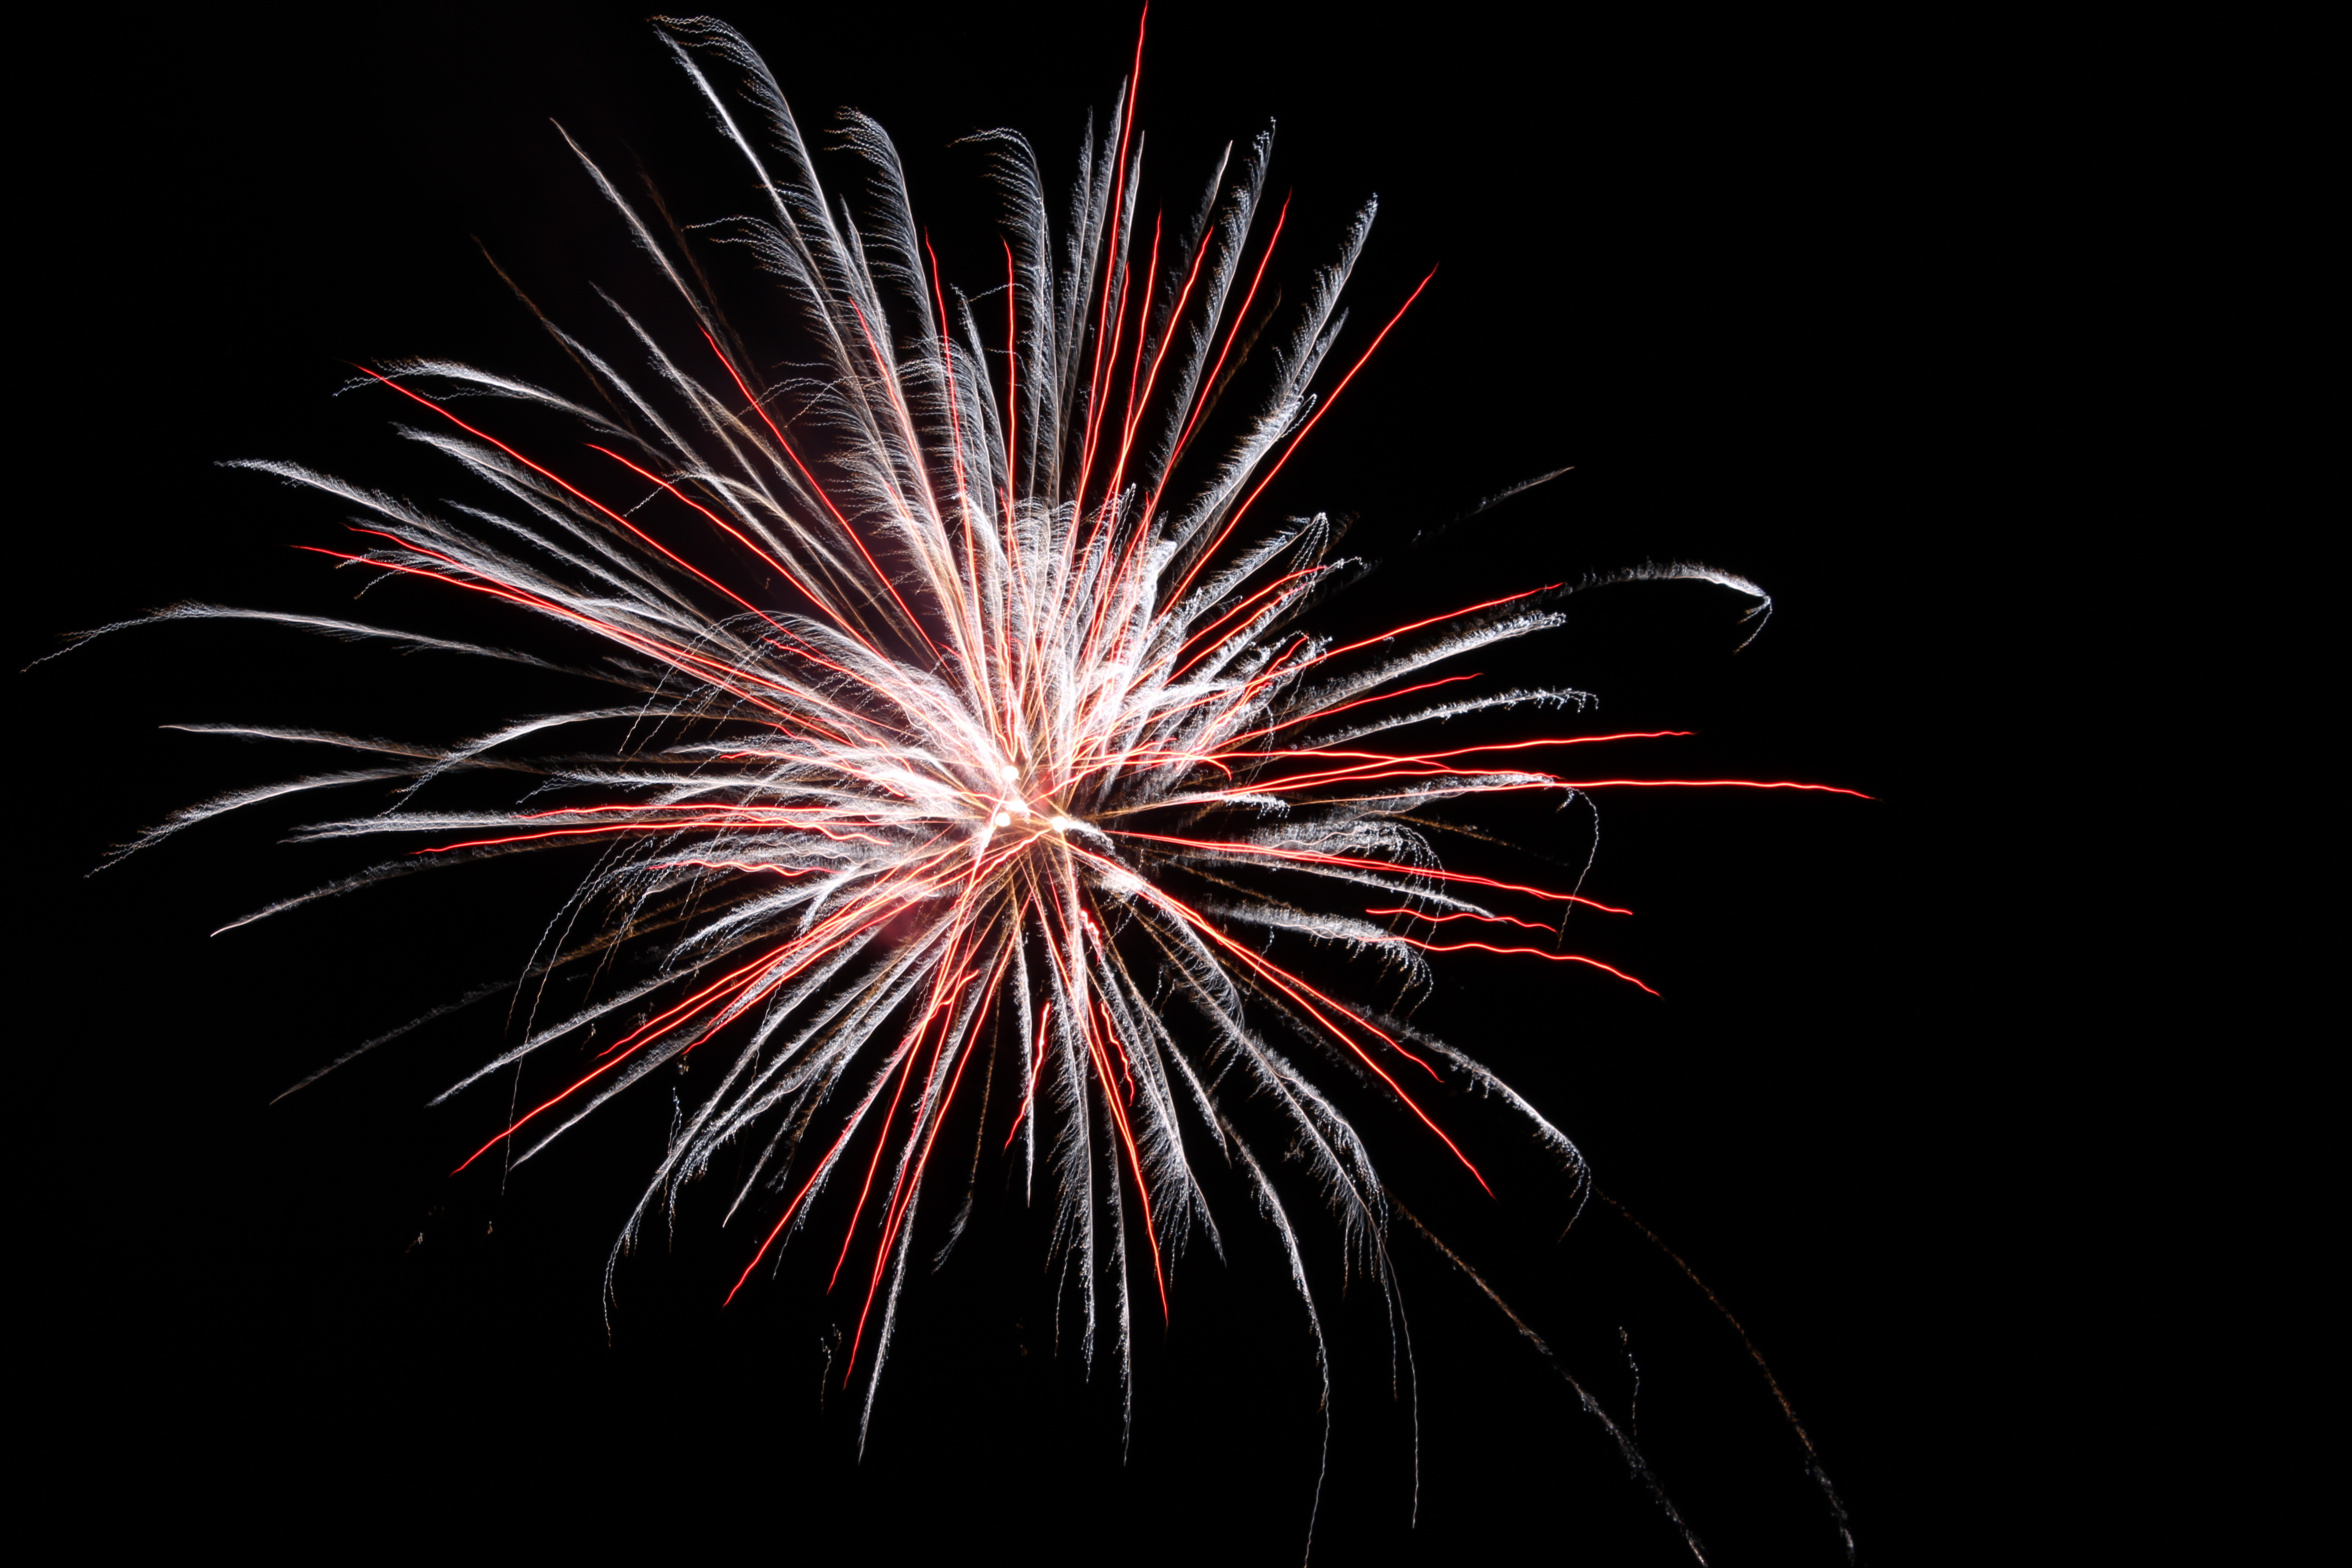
top-left (452, 940), bottom-right (799, 1173)
top-left (1557, 779), bottom-right (1873, 797)
top-left (1167, 566), bottom-right (1326, 679)
top-left (1154, 193), bottom-right (1290, 519)
top-left (1108, 830), bottom-right (1634, 913)
top-left (1224, 672), bottom-right (1480, 743)
top-left (1073, 846), bottom-right (1490, 1195)
top-left (1366, 906), bottom-right (1555, 932)
top-left (1374, 936), bottom-right (1660, 995)
top-left (697, 328), bottom-right (942, 662)
top-left (828, 963), bottom-right (974, 1291)
top-left (356, 369), bottom-right (791, 635)
top-left (1107, 196), bottom-right (1215, 512)
top-left (1170, 268), bottom-right (1437, 603)
top-left (653, 859), bottom-right (818, 877)
top-left (1303, 583), bottom-right (1562, 670)
top-left (1084, 990), bottom-right (1170, 1318)
top-left (584, 444), bottom-right (826, 615)
top-left (1071, 6), bottom-right (1150, 515)
top-left (1006, 997), bottom-right (1054, 1152)
top-left (308, 531), bottom-right (808, 720)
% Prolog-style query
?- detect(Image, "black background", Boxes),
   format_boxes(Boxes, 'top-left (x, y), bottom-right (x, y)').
top-left (17, 4), bottom-right (2184, 1561)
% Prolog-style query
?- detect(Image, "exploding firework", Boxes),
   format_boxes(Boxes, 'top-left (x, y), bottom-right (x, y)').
top-left (72, 14), bottom-right (1863, 1557)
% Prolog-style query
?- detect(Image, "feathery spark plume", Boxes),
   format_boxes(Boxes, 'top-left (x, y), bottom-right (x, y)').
top-left (75, 16), bottom-right (1863, 1558)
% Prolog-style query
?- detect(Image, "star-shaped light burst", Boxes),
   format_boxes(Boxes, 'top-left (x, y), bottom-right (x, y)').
top-left (99, 20), bottom-right (1859, 1519)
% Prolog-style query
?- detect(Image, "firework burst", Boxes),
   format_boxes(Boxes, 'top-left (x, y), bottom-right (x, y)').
top-left (74, 14), bottom-right (1860, 1556)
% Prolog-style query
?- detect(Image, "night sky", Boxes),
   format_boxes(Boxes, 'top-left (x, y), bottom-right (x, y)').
top-left (19, 5), bottom-right (2127, 1560)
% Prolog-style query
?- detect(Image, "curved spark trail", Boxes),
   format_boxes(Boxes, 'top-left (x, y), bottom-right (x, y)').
top-left (84, 15), bottom-right (1863, 1558)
